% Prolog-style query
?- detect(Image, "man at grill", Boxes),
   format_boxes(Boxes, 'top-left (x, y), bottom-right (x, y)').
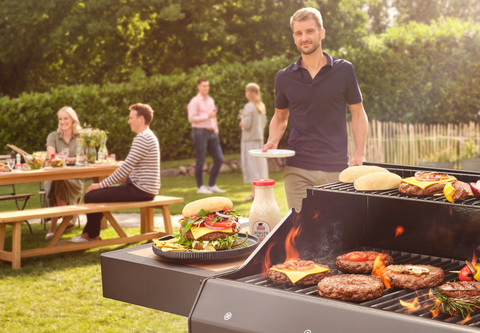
top-left (262, 7), bottom-right (368, 212)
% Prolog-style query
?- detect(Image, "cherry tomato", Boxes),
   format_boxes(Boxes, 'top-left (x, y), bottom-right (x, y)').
top-left (345, 251), bottom-right (367, 261)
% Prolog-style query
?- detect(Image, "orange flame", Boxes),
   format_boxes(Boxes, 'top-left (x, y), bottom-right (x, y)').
top-left (284, 225), bottom-right (301, 262)
top-left (473, 252), bottom-right (478, 266)
top-left (460, 315), bottom-right (471, 325)
top-left (261, 225), bottom-right (302, 275)
top-left (372, 255), bottom-right (391, 289)
top-left (400, 298), bottom-right (421, 312)
top-left (428, 289), bottom-right (441, 318)
top-left (395, 226), bottom-right (405, 238)
top-left (262, 242), bottom-right (275, 276)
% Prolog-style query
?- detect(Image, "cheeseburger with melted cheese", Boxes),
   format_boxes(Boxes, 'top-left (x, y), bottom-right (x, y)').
top-left (177, 197), bottom-right (242, 250)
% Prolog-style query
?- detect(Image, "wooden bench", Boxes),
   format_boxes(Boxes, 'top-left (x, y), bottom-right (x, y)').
top-left (0, 195), bottom-right (183, 269)
top-left (0, 184), bottom-right (35, 233)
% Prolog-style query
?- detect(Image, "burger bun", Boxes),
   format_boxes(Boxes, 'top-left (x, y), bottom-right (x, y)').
top-left (182, 196), bottom-right (233, 218)
top-left (354, 172), bottom-right (401, 191)
top-left (339, 165), bottom-right (390, 183)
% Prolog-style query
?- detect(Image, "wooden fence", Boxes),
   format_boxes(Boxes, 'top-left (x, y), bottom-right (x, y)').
top-left (347, 120), bottom-right (480, 166)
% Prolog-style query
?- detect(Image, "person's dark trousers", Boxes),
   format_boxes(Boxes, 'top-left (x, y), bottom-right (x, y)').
top-left (83, 177), bottom-right (155, 238)
top-left (192, 128), bottom-right (224, 188)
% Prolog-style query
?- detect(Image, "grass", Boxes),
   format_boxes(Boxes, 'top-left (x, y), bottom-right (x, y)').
top-left (0, 166), bottom-right (287, 332)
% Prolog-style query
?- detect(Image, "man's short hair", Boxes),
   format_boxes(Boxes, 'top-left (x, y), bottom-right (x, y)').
top-left (130, 103), bottom-right (154, 125)
top-left (197, 77), bottom-right (208, 85)
top-left (290, 7), bottom-right (324, 31)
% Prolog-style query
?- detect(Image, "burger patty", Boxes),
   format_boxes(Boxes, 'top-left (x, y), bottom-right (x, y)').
top-left (336, 251), bottom-right (394, 274)
top-left (268, 264), bottom-right (331, 286)
top-left (385, 264), bottom-right (444, 290)
top-left (317, 274), bottom-right (384, 303)
top-left (438, 281), bottom-right (480, 298)
top-left (182, 230), bottom-right (236, 241)
top-left (398, 182), bottom-right (449, 196)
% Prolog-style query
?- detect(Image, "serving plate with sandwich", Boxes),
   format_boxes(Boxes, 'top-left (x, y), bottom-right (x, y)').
top-left (152, 197), bottom-right (259, 261)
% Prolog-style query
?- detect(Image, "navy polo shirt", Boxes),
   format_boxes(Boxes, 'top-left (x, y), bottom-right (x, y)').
top-left (275, 53), bottom-right (363, 172)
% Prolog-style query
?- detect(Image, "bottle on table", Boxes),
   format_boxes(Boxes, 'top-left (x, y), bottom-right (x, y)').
top-left (98, 139), bottom-right (108, 162)
top-left (248, 179), bottom-right (282, 241)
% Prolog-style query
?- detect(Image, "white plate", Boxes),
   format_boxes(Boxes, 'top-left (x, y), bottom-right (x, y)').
top-left (248, 149), bottom-right (295, 158)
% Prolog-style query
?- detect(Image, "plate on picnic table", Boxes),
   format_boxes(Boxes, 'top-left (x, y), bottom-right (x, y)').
top-left (151, 233), bottom-right (259, 262)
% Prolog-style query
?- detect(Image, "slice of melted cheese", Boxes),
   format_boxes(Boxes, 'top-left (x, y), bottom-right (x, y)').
top-left (270, 264), bottom-right (329, 284)
top-left (190, 226), bottom-right (234, 239)
top-left (400, 176), bottom-right (456, 189)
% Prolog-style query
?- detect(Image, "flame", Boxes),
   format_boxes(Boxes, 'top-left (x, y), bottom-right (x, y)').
top-left (313, 211), bottom-right (320, 219)
top-left (400, 298), bottom-right (421, 312)
top-left (284, 225), bottom-right (302, 262)
top-left (428, 289), bottom-right (441, 317)
top-left (460, 315), bottom-right (471, 325)
top-left (395, 225), bottom-right (405, 238)
top-left (472, 251), bottom-right (478, 266)
top-left (372, 255), bottom-right (391, 289)
top-left (262, 242), bottom-right (275, 276)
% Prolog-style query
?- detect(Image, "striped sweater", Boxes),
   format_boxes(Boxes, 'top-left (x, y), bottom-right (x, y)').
top-left (100, 128), bottom-right (160, 194)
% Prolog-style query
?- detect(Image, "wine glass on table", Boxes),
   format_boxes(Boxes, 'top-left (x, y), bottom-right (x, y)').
top-left (7, 158), bottom-right (15, 170)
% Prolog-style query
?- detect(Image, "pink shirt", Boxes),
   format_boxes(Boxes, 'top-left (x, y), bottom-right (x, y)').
top-left (187, 93), bottom-right (218, 134)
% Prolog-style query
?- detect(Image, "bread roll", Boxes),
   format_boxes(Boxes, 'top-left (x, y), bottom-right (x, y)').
top-left (339, 165), bottom-right (390, 183)
top-left (354, 172), bottom-right (402, 191)
top-left (182, 196), bottom-right (233, 217)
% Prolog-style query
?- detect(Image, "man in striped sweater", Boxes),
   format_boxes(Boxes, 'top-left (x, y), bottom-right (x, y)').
top-left (72, 103), bottom-right (160, 242)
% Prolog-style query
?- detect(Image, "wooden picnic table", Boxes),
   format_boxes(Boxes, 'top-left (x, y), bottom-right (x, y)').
top-left (0, 164), bottom-right (184, 269)
top-left (0, 164), bottom-right (119, 185)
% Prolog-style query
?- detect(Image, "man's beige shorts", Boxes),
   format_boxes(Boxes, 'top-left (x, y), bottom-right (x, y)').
top-left (284, 166), bottom-right (341, 212)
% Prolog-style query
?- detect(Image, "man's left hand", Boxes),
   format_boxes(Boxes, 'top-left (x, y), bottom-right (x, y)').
top-left (350, 155), bottom-right (364, 166)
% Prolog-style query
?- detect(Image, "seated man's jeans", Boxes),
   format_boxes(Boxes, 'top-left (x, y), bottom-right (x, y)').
top-left (192, 128), bottom-right (224, 188)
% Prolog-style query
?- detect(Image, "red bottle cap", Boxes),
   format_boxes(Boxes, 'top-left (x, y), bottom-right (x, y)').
top-left (253, 179), bottom-right (275, 186)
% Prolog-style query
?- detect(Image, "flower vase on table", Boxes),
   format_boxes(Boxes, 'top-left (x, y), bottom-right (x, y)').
top-left (86, 146), bottom-right (96, 164)
top-left (80, 126), bottom-right (107, 164)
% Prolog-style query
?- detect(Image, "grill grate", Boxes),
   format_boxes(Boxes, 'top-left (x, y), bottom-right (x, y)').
top-left (235, 249), bottom-right (480, 327)
top-left (315, 182), bottom-right (480, 208)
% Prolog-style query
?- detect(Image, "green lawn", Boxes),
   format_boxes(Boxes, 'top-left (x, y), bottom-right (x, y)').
top-left (0, 167), bottom-right (287, 332)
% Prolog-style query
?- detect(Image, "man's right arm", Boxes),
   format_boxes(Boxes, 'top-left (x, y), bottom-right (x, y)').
top-left (262, 108), bottom-right (289, 151)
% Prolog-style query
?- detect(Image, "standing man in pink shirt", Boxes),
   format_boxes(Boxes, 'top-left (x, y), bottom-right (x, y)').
top-left (188, 77), bottom-right (225, 194)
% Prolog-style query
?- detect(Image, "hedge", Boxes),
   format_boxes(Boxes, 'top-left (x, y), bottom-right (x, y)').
top-left (1, 19), bottom-right (479, 161)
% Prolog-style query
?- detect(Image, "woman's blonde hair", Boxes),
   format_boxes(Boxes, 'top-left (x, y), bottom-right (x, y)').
top-left (245, 83), bottom-right (266, 114)
top-left (57, 106), bottom-right (82, 135)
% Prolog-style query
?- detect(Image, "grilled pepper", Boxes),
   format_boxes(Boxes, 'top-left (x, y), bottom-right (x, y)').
top-left (443, 182), bottom-right (455, 202)
top-left (459, 265), bottom-right (480, 281)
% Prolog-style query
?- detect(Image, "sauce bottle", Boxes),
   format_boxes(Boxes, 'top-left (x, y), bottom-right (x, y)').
top-left (249, 179), bottom-right (282, 240)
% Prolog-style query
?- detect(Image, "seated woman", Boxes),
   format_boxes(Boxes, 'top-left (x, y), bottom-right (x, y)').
top-left (44, 106), bottom-right (84, 240)
top-left (71, 103), bottom-right (160, 242)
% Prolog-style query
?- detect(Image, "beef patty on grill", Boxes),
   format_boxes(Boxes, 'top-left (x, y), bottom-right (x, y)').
top-left (268, 262), bottom-right (331, 286)
top-left (317, 274), bottom-right (384, 302)
top-left (438, 281), bottom-right (480, 298)
top-left (385, 264), bottom-right (444, 290)
top-left (336, 251), bottom-right (394, 274)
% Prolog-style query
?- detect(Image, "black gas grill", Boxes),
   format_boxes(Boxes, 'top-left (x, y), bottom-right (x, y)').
top-left (189, 163), bottom-right (480, 332)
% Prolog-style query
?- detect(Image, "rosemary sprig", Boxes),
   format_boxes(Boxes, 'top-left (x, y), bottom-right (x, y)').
top-left (433, 289), bottom-right (480, 319)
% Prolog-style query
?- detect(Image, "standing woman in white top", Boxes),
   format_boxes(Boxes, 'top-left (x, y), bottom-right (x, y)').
top-left (239, 83), bottom-right (268, 201)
